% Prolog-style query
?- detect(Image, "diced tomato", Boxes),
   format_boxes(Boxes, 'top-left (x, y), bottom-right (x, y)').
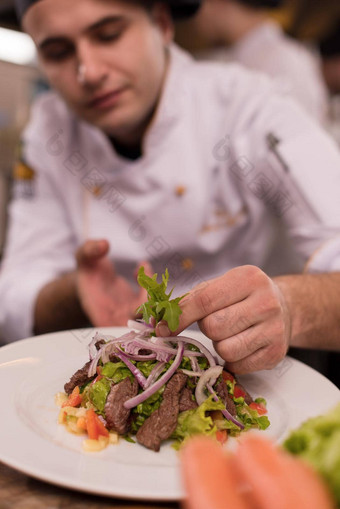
top-left (222, 371), bottom-right (235, 383)
top-left (233, 385), bottom-right (246, 399)
top-left (216, 430), bottom-right (228, 445)
top-left (62, 386), bottom-right (82, 408)
top-left (86, 409), bottom-right (109, 440)
top-left (249, 402), bottom-right (267, 415)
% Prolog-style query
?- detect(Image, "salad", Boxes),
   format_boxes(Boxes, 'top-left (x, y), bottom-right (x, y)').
top-left (56, 268), bottom-right (270, 452)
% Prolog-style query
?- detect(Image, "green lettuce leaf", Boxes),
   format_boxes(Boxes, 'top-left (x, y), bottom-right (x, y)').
top-left (131, 387), bottom-right (165, 432)
top-left (101, 361), bottom-right (133, 383)
top-left (283, 403), bottom-right (340, 506)
top-left (171, 396), bottom-right (226, 448)
top-left (89, 378), bottom-right (111, 413)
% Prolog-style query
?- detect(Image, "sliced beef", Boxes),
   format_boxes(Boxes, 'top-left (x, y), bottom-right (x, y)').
top-left (105, 377), bottom-right (138, 434)
top-left (64, 361), bottom-right (92, 395)
top-left (179, 387), bottom-right (198, 413)
top-left (136, 372), bottom-right (188, 452)
top-left (215, 380), bottom-right (237, 417)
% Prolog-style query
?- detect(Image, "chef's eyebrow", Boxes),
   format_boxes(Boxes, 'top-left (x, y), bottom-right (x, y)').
top-left (38, 15), bottom-right (126, 50)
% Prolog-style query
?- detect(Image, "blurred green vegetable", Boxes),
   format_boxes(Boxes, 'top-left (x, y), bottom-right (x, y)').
top-left (283, 402), bottom-right (340, 506)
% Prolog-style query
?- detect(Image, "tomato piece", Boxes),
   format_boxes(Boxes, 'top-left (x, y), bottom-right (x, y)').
top-left (86, 409), bottom-right (99, 440)
top-left (86, 409), bottom-right (109, 440)
top-left (249, 402), bottom-right (267, 415)
top-left (233, 386), bottom-right (246, 399)
top-left (222, 371), bottom-right (235, 383)
top-left (95, 414), bottom-right (109, 438)
top-left (216, 430), bottom-right (228, 444)
top-left (62, 386), bottom-right (82, 407)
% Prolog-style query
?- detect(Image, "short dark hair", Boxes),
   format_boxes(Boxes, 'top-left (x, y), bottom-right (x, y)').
top-left (15, 0), bottom-right (201, 22)
top-left (319, 23), bottom-right (340, 58)
top-left (236, 0), bottom-right (284, 9)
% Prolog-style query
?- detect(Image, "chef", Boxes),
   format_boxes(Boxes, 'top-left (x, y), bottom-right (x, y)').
top-left (175, 0), bottom-right (329, 124)
top-left (1, 0), bottom-right (340, 374)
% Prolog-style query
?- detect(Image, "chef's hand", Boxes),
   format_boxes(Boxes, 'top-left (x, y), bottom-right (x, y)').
top-left (180, 435), bottom-right (335, 509)
top-left (156, 265), bottom-right (291, 374)
top-left (76, 239), bottom-right (152, 326)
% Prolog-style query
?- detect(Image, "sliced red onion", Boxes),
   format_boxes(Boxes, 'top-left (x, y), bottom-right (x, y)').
top-left (112, 348), bottom-right (147, 389)
top-left (144, 362), bottom-right (167, 389)
top-left (88, 332), bottom-right (103, 361)
top-left (180, 369), bottom-right (202, 377)
top-left (190, 356), bottom-right (201, 373)
top-left (195, 366), bottom-right (223, 406)
top-left (206, 385), bottom-right (245, 430)
top-left (123, 342), bottom-right (184, 410)
top-left (88, 346), bottom-right (105, 377)
top-left (126, 337), bottom-right (201, 361)
top-left (127, 319), bottom-right (154, 332)
top-left (98, 414), bottom-right (107, 427)
top-left (119, 351), bottom-right (157, 362)
top-left (161, 336), bottom-right (217, 369)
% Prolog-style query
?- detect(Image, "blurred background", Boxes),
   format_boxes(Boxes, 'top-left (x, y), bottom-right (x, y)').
top-left (0, 0), bottom-right (340, 385)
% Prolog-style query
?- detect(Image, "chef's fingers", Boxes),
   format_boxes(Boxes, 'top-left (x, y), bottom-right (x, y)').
top-left (157, 265), bottom-right (264, 336)
top-left (218, 340), bottom-right (285, 374)
top-left (235, 436), bottom-right (335, 509)
top-left (197, 278), bottom-right (286, 341)
top-left (180, 436), bottom-right (248, 509)
top-left (76, 239), bottom-right (110, 265)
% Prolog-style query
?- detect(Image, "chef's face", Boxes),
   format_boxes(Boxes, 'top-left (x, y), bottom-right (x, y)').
top-left (23, 0), bottom-right (173, 144)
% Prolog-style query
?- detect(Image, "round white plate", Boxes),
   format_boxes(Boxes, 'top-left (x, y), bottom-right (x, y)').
top-left (0, 327), bottom-right (339, 501)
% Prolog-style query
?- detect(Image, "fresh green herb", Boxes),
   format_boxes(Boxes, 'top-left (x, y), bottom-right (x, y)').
top-left (136, 266), bottom-right (186, 332)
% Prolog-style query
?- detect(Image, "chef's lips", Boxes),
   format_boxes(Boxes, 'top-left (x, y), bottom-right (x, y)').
top-left (14, 0), bottom-right (202, 21)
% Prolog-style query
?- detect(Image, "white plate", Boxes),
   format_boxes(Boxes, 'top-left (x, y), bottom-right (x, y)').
top-left (0, 327), bottom-right (339, 501)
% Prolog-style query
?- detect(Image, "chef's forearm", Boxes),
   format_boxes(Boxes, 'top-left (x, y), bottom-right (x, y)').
top-left (33, 272), bottom-right (90, 335)
top-left (274, 273), bottom-right (340, 351)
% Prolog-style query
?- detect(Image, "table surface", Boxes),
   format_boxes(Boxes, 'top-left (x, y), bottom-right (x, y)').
top-left (0, 461), bottom-right (179, 509)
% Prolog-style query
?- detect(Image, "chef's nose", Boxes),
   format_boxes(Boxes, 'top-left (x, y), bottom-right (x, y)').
top-left (76, 46), bottom-right (108, 88)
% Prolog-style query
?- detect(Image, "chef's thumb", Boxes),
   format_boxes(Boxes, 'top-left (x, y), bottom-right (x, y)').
top-left (75, 239), bottom-right (110, 265)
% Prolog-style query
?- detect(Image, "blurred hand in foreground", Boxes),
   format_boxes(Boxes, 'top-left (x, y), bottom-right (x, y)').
top-left (76, 239), bottom-right (153, 326)
top-left (157, 265), bottom-right (290, 374)
top-left (180, 435), bottom-right (335, 509)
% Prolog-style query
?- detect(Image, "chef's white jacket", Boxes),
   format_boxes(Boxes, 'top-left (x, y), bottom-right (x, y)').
top-left (1, 44), bottom-right (340, 343)
top-left (196, 21), bottom-right (329, 125)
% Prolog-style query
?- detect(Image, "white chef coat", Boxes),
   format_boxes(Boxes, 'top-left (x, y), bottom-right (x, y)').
top-left (1, 44), bottom-right (340, 343)
top-left (196, 21), bottom-right (329, 125)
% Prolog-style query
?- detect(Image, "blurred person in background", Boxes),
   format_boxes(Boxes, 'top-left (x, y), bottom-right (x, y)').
top-left (2, 0), bottom-right (340, 377)
top-left (319, 22), bottom-right (340, 146)
top-left (319, 21), bottom-right (340, 95)
top-left (175, 0), bottom-right (329, 124)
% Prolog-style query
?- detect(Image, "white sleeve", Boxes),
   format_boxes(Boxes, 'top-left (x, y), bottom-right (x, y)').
top-left (0, 126), bottom-right (77, 343)
top-left (233, 90), bottom-right (340, 273)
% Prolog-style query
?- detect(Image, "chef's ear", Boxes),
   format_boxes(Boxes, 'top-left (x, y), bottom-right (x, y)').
top-left (150, 2), bottom-right (175, 45)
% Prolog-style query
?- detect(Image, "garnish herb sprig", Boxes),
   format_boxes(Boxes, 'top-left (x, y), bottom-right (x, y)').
top-left (136, 267), bottom-right (186, 332)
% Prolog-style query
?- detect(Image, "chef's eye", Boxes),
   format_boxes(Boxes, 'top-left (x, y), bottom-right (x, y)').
top-left (97, 30), bottom-right (122, 42)
top-left (93, 21), bottom-right (127, 43)
top-left (41, 42), bottom-right (74, 62)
